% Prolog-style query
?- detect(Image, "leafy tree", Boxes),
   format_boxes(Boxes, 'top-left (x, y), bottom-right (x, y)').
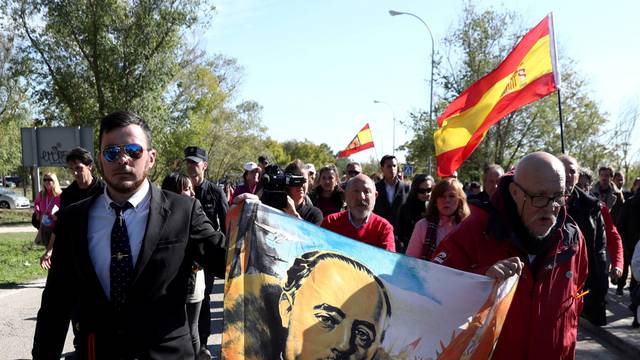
top-left (0, 26), bottom-right (32, 179)
top-left (278, 140), bottom-right (337, 169)
top-left (7, 0), bottom-right (214, 128)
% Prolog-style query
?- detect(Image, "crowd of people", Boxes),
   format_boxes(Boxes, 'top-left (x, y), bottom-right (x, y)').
top-left (29, 109), bottom-right (640, 359)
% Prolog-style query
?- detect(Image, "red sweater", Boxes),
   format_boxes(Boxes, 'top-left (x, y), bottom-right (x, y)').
top-left (321, 211), bottom-right (395, 252)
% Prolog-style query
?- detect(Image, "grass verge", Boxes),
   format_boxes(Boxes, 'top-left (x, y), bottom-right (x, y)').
top-left (0, 209), bottom-right (33, 226)
top-left (0, 232), bottom-right (47, 286)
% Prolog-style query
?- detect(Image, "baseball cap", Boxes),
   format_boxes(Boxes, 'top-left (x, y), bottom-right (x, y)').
top-left (244, 162), bottom-right (259, 171)
top-left (304, 163), bottom-right (316, 174)
top-left (184, 146), bottom-right (207, 162)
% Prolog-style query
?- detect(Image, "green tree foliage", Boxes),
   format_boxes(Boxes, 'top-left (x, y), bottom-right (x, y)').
top-left (402, 1), bottom-right (619, 181)
top-left (0, 26), bottom-right (31, 178)
top-left (8, 0), bottom-right (214, 128)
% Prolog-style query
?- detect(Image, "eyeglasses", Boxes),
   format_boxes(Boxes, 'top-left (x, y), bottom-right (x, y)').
top-left (347, 170), bottom-right (361, 177)
top-left (512, 181), bottom-right (566, 208)
top-left (102, 143), bottom-right (145, 162)
top-left (43, 178), bottom-right (53, 182)
top-left (417, 187), bottom-right (432, 194)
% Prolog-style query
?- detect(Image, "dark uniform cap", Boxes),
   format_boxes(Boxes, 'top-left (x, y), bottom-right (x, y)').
top-left (184, 146), bottom-right (208, 162)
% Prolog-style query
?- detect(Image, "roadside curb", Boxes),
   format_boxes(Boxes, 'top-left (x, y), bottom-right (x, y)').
top-left (579, 317), bottom-right (640, 358)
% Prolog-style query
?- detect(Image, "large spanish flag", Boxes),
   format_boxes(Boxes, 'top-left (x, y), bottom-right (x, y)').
top-left (337, 123), bottom-right (374, 158)
top-left (434, 14), bottom-right (559, 177)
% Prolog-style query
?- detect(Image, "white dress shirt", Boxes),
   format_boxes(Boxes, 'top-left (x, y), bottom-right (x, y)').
top-left (88, 180), bottom-right (151, 299)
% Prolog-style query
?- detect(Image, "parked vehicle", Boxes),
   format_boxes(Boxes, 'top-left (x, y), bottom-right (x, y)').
top-left (0, 188), bottom-right (31, 209)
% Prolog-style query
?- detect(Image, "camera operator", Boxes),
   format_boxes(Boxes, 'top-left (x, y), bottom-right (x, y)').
top-left (282, 160), bottom-right (323, 225)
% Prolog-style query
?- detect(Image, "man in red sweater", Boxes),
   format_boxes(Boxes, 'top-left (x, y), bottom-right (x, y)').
top-left (322, 174), bottom-right (395, 252)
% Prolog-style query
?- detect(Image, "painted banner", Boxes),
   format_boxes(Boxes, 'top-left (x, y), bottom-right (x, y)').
top-left (222, 200), bottom-right (518, 359)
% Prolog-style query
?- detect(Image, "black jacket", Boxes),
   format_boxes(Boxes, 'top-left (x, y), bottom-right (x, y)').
top-left (397, 197), bottom-right (426, 252)
top-left (33, 184), bottom-right (226, 359)
top-left (60, 178), bottom-right (105, 209)
top-left (194, 179), bottom-right (229, 234)
top-left (373, 178), bottom-right (409, 230)
top-left (567, 187), bottom-right (608, 325)
top-left (617, 194), bottom-right (640, 261)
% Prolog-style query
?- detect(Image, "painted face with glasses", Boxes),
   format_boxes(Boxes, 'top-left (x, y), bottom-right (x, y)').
top-left (99, 125), bottom-right (156, 198)
top-left (509, 170), bottom-right (565, 240)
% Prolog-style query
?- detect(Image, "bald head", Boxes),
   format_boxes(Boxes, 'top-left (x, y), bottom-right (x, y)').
top-left (510, 152), bottom-right (566, 239)
top-left (345, 174), bottom-right (377, 221)
top-left (514, 152), bottom-right (566, 190)
top-left (346, 174), bottom-right (375, 191)
top-left (557, 154), bottom-right (579, 193)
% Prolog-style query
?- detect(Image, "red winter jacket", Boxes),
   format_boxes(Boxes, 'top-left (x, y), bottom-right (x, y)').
top-left (432, 176), bottom-right (588, 359)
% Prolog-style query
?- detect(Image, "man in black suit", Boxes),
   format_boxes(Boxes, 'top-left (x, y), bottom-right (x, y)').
top-left (373, 155), bottom-right (409, 252)
top-left (32, 111), bottom-right (226, 359)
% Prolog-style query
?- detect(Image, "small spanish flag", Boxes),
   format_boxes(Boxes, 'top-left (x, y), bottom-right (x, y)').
top-left (434, 14), bottom-right (559, 177)
top-left (337, 123), bottom-right (374, 158)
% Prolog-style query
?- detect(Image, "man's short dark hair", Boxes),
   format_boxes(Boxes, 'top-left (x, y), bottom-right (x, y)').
top-left (284, 159), bottom-right (305, 176)
top-left (579, 168), bottom-right (593, 183)
top-left (161, 173), bottom-right (191, 194)
top-left (347, 161), bottom-right (361, 168)
top-left (98, 111), bottom-right (152, 148)
top-left (379, 155), bottom-right (396, 167)
top-left (282, 251), bottom-right (391, 320)
top-left (65, 147), bottom-right (93, 166)
top-left (598, 166), bottom-right (613, 176)
top-left (614, 171), bottom-right (624, 179)
top-left (469, 181), bottom-right (481, 190)
top-left (258, 155), bottom-right (269, 165)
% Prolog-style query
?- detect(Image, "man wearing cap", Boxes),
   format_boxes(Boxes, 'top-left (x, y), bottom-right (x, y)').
top-left (304, 163), bottom-right (317, 189)
top-left (184, 146), bottom-right (229, 356)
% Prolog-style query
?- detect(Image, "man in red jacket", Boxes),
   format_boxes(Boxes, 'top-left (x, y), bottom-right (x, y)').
top-left (432, 152), bottom-right (587, 359)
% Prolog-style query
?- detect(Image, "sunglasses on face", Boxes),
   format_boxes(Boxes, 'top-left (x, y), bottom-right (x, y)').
top-left (417, 187), bottom-right (432, 194)
top-left (43, 178), bottom-right (53, 182)
top-left (347, 170), bottom-right (361, 176)
top-left (102, 143), bottom-right (145, 162)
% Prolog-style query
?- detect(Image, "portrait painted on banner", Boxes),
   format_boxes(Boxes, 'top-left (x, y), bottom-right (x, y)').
top-left (223, 251), bottom-right (391, 360)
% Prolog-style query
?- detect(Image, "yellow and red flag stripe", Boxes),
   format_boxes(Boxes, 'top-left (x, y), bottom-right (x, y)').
top-left (337, 123), bottom-right (374, 158)
top-left (434, 14), bottom-right (559, 177)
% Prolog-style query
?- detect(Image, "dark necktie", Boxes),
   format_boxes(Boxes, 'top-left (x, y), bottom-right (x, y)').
top-left (110, 202), bottom-right (134, 310)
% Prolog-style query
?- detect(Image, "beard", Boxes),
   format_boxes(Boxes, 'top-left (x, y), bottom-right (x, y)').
top-left (101, 163), bottom-right (150, 196)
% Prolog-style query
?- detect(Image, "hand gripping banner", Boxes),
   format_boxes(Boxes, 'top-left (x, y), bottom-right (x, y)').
top-left (222, 200), bottom-right (518, 359)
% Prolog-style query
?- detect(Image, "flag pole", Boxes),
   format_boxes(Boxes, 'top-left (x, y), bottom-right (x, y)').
top-left (557, 90), bottom-right (565, 154)
top-left (548, 12), bottom-right (565, 153)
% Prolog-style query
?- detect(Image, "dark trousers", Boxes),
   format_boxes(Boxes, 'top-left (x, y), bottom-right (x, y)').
top-left (198, 270), bottom-right (215, 346)
top-left (617, 251), bottom-right (631, 291)
top-left (187, 300), bottom-right (202, 354)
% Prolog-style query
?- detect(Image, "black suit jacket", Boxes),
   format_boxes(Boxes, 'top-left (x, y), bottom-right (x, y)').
top-left (373, 178), bottom-right (409, 229)
top-left (33, 184), bottom-right (226, 359)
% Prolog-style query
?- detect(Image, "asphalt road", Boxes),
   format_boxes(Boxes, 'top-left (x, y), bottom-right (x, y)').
top-left (0, 276), bottom-right (626, 359)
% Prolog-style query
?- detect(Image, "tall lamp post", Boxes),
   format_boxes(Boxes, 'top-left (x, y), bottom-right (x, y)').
top-left (388, 10), bottom-right (435, 122)
top-left (373, 100), bottom-right (396, 156)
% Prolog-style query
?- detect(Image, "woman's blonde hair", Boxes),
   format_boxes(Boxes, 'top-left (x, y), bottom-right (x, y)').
top-left (41, 172), bottom-right (62, 197)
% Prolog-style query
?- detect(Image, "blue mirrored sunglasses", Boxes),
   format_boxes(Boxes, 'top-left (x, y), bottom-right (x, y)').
top-left (102, 143), bottom-right (145, 162)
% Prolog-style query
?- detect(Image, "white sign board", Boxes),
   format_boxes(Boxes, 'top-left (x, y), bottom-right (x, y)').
top-left (21, 127), bottom-right (94, 167)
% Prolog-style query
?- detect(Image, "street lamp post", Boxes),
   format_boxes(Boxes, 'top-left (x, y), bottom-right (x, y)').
top-left (388, 10), bottom-right (435, 122)
top-left (373, 100), bottom-right (396, 156)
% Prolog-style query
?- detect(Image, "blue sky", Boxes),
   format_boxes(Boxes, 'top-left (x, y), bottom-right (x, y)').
top-left (203, 0), bottom-right (640, 164)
